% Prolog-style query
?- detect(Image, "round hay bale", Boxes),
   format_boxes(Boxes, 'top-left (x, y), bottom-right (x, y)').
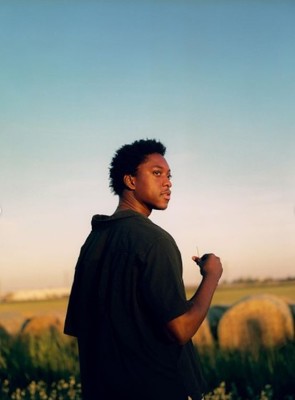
top-left (192, 317), bottom-right (214, 348)
top-left (20, 315), bottom-right (63, 336)
top-left (217, 294), bottom-right (294, 351)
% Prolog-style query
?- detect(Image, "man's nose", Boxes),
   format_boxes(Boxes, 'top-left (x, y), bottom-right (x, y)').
top-left (163, 177), bottom-right (172, 187)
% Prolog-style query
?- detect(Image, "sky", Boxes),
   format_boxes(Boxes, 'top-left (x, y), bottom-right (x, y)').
top-left (1, 0), bottom-right (295, 294)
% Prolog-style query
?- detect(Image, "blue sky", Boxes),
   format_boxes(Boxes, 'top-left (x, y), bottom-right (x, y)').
top-left (1, 0), bottom-right (294, 294)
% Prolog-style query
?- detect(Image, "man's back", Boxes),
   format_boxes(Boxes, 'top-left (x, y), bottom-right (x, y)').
top-left (64, 210), bottom-right (205, 400)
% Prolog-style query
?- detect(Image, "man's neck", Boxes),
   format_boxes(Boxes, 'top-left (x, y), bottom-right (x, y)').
top-left (114, 193), bottom-right (151, 217)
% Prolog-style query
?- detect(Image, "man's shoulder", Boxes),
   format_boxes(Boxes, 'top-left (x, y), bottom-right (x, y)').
top-left (91, 210), bottom-right (175, 245)
top-left (114, 211), bottom-right (175, 244)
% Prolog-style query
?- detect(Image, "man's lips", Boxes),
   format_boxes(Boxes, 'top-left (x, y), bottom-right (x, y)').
top-left (161, 191), bottom-right (171, 199)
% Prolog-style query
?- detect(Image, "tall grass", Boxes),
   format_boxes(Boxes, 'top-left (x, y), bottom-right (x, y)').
top-left (199, 342), bottom-right (295, 399)
top-left (0, 326), bottom-right (294, 399)
top-left (0, 326), bottom-right (79, 388)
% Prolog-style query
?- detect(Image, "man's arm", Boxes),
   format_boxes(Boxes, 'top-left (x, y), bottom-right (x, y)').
top-left (166, 253), bottom-right (223, 345)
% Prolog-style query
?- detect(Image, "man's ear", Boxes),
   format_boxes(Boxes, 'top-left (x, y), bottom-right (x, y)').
top-left (123, 174), bottom-right (136, 190)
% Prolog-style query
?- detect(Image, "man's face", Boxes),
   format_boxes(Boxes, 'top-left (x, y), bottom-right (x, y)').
top-left (132, 153), bottom-right (172, 213)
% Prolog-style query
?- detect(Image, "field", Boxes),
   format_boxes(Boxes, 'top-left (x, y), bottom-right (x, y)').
top-left (1, 280), bottom-right (294, 328)
top-left (0, 281), bottom-right (295, 399)
top-left (0, 298), bottom-right (67, 334)
top-left (187, 279), bottom-right (295, 304)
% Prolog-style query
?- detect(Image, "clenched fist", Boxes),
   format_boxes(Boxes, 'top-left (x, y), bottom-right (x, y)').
top-left (192, 253), bottom-right (223, 281)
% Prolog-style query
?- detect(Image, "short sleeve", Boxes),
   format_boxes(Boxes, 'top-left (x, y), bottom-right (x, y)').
top-left (140, 236), bottom-right (190, 324)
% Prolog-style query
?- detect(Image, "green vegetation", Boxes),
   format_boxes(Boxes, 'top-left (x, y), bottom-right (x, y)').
top-left (0, 282), bottom-right (295, 399)
top-left (200, 342), bottom-right (295, 399)
top-left (0, 327), bottom-right (79, 389)
top-left (0, 326), bottom-right (294, 399)
top-left (0, 377), bottom-right (82, 400)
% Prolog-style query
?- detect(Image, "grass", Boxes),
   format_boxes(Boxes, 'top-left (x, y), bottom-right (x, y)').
top-left (186, 280), bottom-right (295, 305)
top-left (1, 281), bottom-right (294, 323)
top-left (0, 377), bottom-right (82, 400)
top-left (0, 298), bottom-right (68, 315)
top-left (0, 327), bottom-right (79, 388)
top-left (0, 331), bottom-right (294, 399)
top-left (0, 379), bottom-right (278, 400)
top-left (199, 342), bottom-right (295, 399)
top-left (1, 281), bottom-right (295, 399)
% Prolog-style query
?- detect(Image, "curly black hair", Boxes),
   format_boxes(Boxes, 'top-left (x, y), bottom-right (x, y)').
top-left (109, 139), bottom-right (166, 196)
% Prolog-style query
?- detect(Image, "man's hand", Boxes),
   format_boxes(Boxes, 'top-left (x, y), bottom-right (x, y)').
top-left (192, 253), bottom-right (223, 281)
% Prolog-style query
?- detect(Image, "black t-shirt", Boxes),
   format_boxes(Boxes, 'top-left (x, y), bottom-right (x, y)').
top-left (64, 210), bottom-right (206, 400)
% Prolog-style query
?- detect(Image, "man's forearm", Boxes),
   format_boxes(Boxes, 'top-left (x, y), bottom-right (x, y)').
top-left (167, 275), bottom-right (219, 345)
top-left (167, 253), bottom-right (223, 345)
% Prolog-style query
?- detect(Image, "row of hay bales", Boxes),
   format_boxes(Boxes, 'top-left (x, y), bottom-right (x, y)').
top-left (193, 294), bottom-right (295, 351)
top-left (1, 294), bottom-right (294, 352)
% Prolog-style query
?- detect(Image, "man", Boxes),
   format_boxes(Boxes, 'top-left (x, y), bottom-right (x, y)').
top-left (64, 139), bottom-right (223, 400)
